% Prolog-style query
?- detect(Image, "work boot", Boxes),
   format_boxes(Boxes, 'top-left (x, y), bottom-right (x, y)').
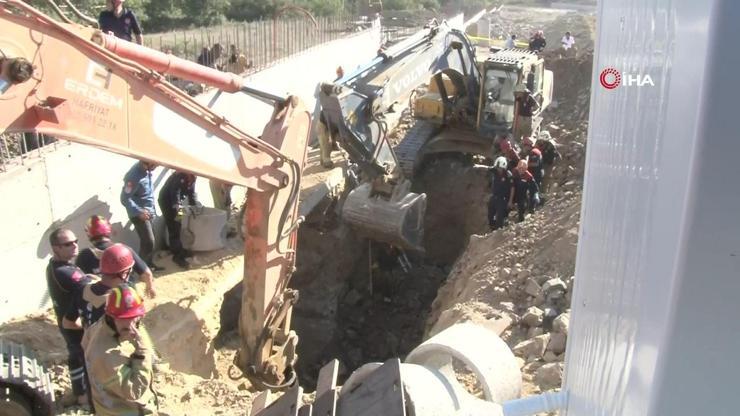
top-left (321, 160), bottom-right (334, 169)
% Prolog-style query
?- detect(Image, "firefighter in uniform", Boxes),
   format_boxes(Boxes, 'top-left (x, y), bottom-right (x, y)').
top-left (82, 284), bottom-right (158, 415)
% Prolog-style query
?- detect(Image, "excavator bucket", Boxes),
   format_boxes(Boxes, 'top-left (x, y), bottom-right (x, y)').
top-left (341, 180), bottom-right (427, 252)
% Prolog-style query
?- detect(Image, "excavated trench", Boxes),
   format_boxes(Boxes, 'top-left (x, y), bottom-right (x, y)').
top-left (218, 156), bottom-right (492, 389)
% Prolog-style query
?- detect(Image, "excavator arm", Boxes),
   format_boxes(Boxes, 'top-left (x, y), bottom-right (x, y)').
top-left (0, 0), bottom-right (307, 390)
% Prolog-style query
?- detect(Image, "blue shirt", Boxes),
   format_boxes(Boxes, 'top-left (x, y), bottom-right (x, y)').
top-left (120, 162), bottom-right (155, 218)
top-left (98, 8), bottom-right (142, 42)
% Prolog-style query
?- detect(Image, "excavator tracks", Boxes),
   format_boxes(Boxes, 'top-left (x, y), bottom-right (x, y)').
top-left (393, 120), bottom-right (440, 178)
top-left (0, 340), bottom-right (55, 416)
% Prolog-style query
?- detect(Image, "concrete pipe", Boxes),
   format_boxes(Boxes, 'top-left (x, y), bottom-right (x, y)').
top-left (405, 322), bottom-right (522, 404)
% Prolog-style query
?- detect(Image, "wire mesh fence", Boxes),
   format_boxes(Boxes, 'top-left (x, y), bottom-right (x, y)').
top-left (143, 13), bottom-right (367, 76)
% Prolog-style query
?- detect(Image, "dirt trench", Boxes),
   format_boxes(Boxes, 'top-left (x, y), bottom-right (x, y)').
top-left (215, 155), bottom-right (493, 389)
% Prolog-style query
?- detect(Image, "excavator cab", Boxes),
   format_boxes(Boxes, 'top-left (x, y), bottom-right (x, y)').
top-left (477, 50), bottom-right (553, 137)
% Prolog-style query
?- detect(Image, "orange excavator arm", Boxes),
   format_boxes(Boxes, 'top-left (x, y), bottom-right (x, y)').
top-left (0, 0), bottom-right (307, 390)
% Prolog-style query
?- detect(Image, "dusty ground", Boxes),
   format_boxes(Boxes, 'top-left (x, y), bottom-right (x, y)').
top-left (1, 6), bottom-right (595, 416)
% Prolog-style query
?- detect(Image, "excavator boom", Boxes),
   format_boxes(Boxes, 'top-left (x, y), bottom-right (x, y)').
top-left (0, 0), bottom-right (308, 391)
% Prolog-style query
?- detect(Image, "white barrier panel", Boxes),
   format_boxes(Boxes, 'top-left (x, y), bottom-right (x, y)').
top-left (566, 1), bottom-right (740, 415)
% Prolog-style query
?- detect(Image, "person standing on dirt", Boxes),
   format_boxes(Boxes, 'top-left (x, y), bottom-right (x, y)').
top-left (496, 135), bottom-right (521, 171)
top-left (513, 160), bottom-right (540, 222)
top-left (158, 171), bottom-right (198, 269)
top-left (561, 31), bottom-right (576, 56)
top-left (505, 34), bottom-right (517, 49)
top-left (46, 228), bottom-right (90, 406)
top-left (82, 284), bottom-right (159, 415)
top-left (535, 133), bottom-right (561, 192)
top-left (98, 0), bottom-right (143, 45)
top-left (121, 160), bottom-right (164, 272)
top-left (528, 30), bottom-right (546, 52)
top-left (522, 137), bottom-right (545, 189)
top-left (77, 215), bottom-right (156, 298)
top-left (488, 156), bottom-right (515, 231)
top-left (513, 85), bottom-right (539, 143)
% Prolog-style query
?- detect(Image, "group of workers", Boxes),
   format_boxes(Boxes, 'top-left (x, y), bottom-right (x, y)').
top-left (46, 160), bottom-right (204, 414)
top-left (47, 228), bottom-right (157, 414)
top-left (488, 133), bottom-right (560, 230)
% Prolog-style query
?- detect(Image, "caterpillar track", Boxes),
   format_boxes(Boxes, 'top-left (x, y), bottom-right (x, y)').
top-left (1, 340), bottom-right (55, 416)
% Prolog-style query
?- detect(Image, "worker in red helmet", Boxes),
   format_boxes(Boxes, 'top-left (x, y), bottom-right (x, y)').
top-left (520, 136), bottom-right (535, 157)
top-left (77, 215), bottom-right (155, 298)
top-left (64, 244), bottom-right (142, 332)
top-left (495, 135), bottom-right (521, 170)
top-left (527, 147), bottom-right (545, 189)
top-left (82, 283), bottom-right (158, 415)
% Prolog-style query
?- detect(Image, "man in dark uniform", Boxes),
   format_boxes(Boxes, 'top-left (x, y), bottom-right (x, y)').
top-left (76, 215), bottom-right (156, 298)
top-left (158, 171), bottom-right (198, 269)
top-left (46, 228), bottom-right (90, 406)
top-left (120, 160), bottom-right (163, 271)
top-left (98, 0), bottom-right (143, 45)
top-left (488, 156), bottom-right (515, 230)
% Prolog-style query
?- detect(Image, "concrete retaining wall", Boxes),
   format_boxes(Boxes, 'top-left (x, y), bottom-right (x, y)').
top-left (0, 24), bottom-right (381, 323)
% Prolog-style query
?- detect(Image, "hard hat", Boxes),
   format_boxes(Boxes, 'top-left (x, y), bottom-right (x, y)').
top-left (100, 243), bottom-right (135, 275)
top-left (517, 159), bottom-right (528, 171)
top-left (493, 156), bottom-right (508, 170)
top-left (105, 284), bottom-right (145, 319)
top-left (522, 136), bottom-right (534, 147)
top-left (531, 148), bottom-right (542, 157)
top-left (86, 215), bottom-right (112, 239)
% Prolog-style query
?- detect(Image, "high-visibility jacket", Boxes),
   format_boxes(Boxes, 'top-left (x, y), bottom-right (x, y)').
top-left (82, 319), bottom-right (157, 415)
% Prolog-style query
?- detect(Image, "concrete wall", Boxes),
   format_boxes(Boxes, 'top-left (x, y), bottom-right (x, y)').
top-left (0, 25), bottom-right (381, 324)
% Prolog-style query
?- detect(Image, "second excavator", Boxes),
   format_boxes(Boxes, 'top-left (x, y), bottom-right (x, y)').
top-left (319, 18), bottom-right (552, 251)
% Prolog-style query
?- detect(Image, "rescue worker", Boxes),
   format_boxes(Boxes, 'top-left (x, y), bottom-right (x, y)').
top-left (513, 160), bottom-right (540, 222)
top-left (488, 156), bottom-right (515, 231)
top-left (76, 216), bottom-right (155, 298)
top-left (497, 135), bottom-right (521, 171)
top-left (121, 160), bottom-right (164, 272)
top-left (82, 284), bottom-right (158, 415)
top-left (158, 171), bottom-right (198, 269)
top-left (505, 34), bottom-right (517, 49)
top-left (528, 30), bottom-right (546, 52)
top-left (513, 85), bottom-right (539, 143)
top-left (65, 244), bottom-right (138, 331)
top-left (46, 228), bottom-right (89, 405)
top-left (524, 137), bottom-right (545, 189)
top-left (535, 133), bottom-right (561, 192)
